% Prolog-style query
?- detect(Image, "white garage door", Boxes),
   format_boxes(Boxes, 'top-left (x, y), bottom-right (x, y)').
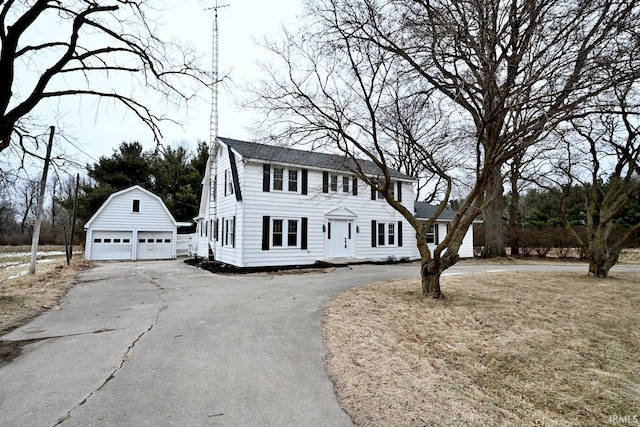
top-left (90, 231), bottom-right (133, 261)
top-left (136, 232), bottom-right (173, 260)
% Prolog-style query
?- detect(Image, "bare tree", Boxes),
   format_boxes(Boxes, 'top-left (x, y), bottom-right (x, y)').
top-left (554, 83), bottom-right (640, 277)
top-left (254, 0), bottom-right (640, 297)
top-left (18, 178), bottom-right (39, 235)
top-left (0, 1), bottom-right (212, 154)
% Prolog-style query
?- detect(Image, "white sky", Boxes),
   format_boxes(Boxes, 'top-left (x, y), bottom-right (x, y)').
top-left (26, 0), bottom-right (304, 168)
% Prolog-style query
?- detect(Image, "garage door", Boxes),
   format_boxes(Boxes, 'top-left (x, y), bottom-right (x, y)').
top-left (90, 231), bottom-right (133, 261)
top-left (136, 232), bottom-right (173, 260)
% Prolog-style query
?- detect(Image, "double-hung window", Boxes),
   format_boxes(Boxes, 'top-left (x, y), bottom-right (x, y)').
top-left (272, 219), bottom-right (298, 247)
top-left (225, 170), bottom-right (234, 195)
top-left (272, 168), bottom-right (299, 192)
top-left (273, 168), bottom-right (284, 191)
top-left (288, 220), bottom-right (298, 246)
top-left (375, 222), bottom-right (398, 246)
top-left (426, 225), bottom-right (436, 244)
top-left (224, 217), bottom-right (235, 247)
top-left (342, 176), bottom-right (350, 193)
top-left (330, 175), bottom-right (338, 192)
top-left (272, 219), bottom-right (283, 246)
top-left (388, 223), bottom-right (395, 245)
top-left (288, 170), bottom-right (298, 192)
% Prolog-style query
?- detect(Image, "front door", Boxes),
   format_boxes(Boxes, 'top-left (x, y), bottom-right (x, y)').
top-left (326, 219), bottom-right (354, 259)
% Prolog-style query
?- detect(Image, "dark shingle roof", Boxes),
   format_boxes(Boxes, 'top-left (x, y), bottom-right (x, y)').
top-left (219, 137), bottom-right (414, 181)
top-left (414, 201), bottom-right (458, 220)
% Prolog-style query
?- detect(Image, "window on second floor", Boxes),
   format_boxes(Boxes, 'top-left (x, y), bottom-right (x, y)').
top-left (330, 174), bottom-right (338, 192)
top-left (132, 199), bottom-right (140, 212)
top-left (323, 172), bottom-right (357, 195)
top-left (274, 168), bottom-right (284, 191)
top-left (288, 170), bottom-right (298, 192)
top-left (225, 169), bottom-right (234, 195)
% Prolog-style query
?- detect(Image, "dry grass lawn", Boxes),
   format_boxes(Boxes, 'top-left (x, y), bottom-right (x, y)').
top-left (0, 246), bottom-right (88, 335)
top-left (323, 271), bottom-right (640, 427)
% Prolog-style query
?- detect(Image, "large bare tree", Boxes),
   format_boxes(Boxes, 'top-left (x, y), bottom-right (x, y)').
top-left (552, 82), bottom-right (640, 277)
top-left (0, 0), bottom-right (211, 155)
top-left (255, 0), bottom-right (640, 297)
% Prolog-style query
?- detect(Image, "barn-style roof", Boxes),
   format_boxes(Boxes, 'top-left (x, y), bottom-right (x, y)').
top-left (219, 137), bottom-right (415, 181)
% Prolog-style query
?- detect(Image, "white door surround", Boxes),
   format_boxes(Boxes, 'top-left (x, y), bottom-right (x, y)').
top-left (325, 206), bottom-right (357, 259)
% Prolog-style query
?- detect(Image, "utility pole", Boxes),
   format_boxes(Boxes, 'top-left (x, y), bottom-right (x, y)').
top-left (69, 173), bottom-right (80, 259)
top-left (30, 126), bottom-right (55, 274)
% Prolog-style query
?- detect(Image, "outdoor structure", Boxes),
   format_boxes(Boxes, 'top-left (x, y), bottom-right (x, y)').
top-left (414, 202), bottom-right (476, 258)
top-left (194, 138), bottom-right (420, 267)
top-left (84, 185), bottom-right (189, 261)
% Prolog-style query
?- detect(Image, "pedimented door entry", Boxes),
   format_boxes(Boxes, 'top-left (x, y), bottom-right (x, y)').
top-left (326, 219), bottom-right (354, 259)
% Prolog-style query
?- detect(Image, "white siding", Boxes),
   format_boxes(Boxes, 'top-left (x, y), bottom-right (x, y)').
top-left (420, 221), bottom-right (475, 259)
top-left (210, 145), bottom-right (245, 266)
top-left (85, 187), bottom-right (177, 261)
top-left (238, 161), bottom-right (418, 267)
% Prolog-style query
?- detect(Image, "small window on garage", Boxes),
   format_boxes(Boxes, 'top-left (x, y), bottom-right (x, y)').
top-left (139, 238), bottom-right (145, 243)
top-left (132, 199), bottom-right (140, 212)
top-left (94, 238), bottom-right (101, 243)
top-left (164, 239), bottom-right (171, 243)
top-left (104, 238), bottom-right (112, 243)
top-left (123, 239), bottom-right (130, 243)
top-left (114, 238), bottom-right (121, 243)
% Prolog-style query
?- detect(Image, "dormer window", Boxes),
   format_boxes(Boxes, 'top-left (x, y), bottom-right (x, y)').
top-left (132, 199), bottom-right (140, 212)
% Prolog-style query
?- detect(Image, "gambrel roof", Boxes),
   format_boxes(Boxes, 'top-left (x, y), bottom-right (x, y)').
top-left (219, 137), bottom-right (415, 181)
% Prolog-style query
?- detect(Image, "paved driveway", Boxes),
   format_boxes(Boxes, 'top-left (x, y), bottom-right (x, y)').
top-left (0, 260), bottom-right (425, 426)
top-left (1, 260), bottom-right (637, 426)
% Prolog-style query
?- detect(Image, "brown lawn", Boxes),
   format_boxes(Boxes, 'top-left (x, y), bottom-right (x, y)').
top-left (323, 270), bottom-right (640, 427)
top-left (0, 246), bottom-right (88, 335)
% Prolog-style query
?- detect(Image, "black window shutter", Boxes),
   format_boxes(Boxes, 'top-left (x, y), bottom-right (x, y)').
top-left (224, 173), bottom-right (228, 196)
top-left (398, 221), bottom-right (403, 247)
top-left (352, 177), bottom-right (358, 196)
top-left (262, 216), bottom-right (270, 250)
top-left (301, 217), bottom-right (308, 249)
top-left (215, 219), bottom-right (219, 241)
top-left (371, 186), bottom-right (376, 200)
top-left (263, 164), bottom-right (271, 192)
top-left (435, 223), bottom-right (439, 244)
top-left (222, 217), bottom-right (225, 245)
top-left (228, 148), bottom-right (243, 201)
top-left (328, 222), bottom-right (331, 239)
top-left (397, 181), bottom-right (402, 202)
top-left (322, 171), bottom-right (329, 193)
top-left (302, 169), bottom-right (308, 195)
top-left (371, 220), bottom-right (377, 247)
top-left (232, 216), bottom-right (236, 247)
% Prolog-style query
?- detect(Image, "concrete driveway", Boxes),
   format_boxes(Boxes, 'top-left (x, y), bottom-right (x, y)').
top-left (0, 260), bottom-right (425, 426)
top-left (1, 260), bottom-right (637, 426)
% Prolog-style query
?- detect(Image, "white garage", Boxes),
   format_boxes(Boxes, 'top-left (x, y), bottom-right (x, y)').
top-left (84, 186), bottom-right (186, 262)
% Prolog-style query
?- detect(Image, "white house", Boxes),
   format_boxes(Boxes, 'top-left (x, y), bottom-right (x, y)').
top-left (414, 202), bottom-right (476, 258)
top-left (84, 185), bottom-right (188, 261)
top-left (194, 138), bottom-right (421, 267)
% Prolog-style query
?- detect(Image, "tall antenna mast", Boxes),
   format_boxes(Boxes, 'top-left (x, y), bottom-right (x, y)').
top-left (208, 1), bottom-right (228, 152)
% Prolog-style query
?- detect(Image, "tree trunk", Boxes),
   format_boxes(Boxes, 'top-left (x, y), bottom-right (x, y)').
top-left (508, 165), bottom-right (520, 256)
top-left (421, 260), bottom-right (443, 299)
top-left (587, 239), bottom-right (620, 278)
top-left (482, 167), bottom-right (506, 258)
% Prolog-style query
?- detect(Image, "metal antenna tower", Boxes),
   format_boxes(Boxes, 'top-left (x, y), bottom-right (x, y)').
top-left (208, 2), bottom-right (228, 152)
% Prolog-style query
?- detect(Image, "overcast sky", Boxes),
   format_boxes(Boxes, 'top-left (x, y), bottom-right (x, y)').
top-left (44, 0), bottom-right (303, 167)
